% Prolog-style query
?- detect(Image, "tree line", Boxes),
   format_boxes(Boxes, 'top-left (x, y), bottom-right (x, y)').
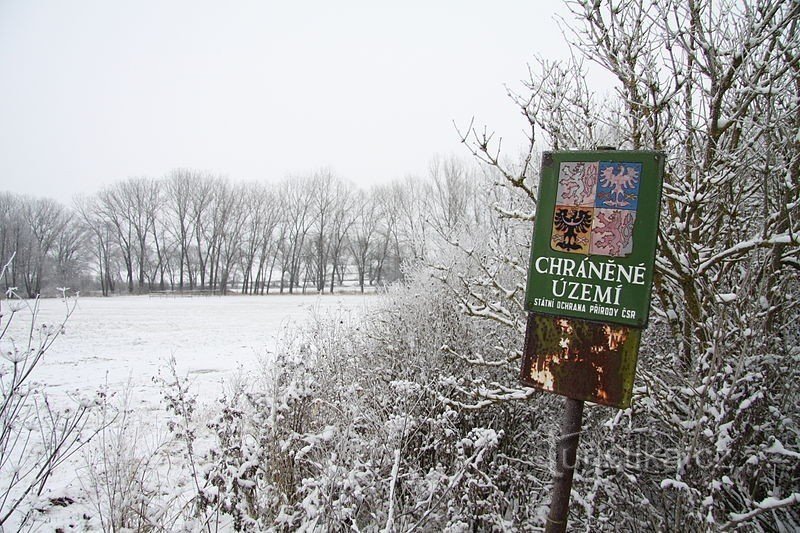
top-left (1, 158), bottom-right (485, 298)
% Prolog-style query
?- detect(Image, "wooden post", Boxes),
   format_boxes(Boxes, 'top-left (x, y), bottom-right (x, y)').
top-left (545, 397), bottom-right (584, 533)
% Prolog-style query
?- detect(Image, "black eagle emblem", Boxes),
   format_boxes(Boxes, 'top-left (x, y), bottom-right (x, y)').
top-left (554, 208), bottom-right (592, 251)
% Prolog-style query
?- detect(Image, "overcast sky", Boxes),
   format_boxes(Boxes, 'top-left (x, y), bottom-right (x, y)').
top-left (0, 0), bottom-right (606, 203)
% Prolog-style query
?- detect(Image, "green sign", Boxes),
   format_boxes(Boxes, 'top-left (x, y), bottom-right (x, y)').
top-left (524, 150), bottom-right (665, 328)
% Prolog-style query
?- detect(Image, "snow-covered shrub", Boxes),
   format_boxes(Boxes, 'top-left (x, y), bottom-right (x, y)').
top-left (405, 184), bottom-right (799, 530)
top-left (157, 358), bottom-right (223, 532)
top-left (122, 2), bottom-right (800, 528)
top-left (186, 213), bottom-right (795, 530)
top-left (446, 0), bottom-right (800, 529)
top-left (0, 268), bottom-right (101, 529)
top-left (80, 386), bottom-right (176, 532)
top-left (82, 359), bottom-right (228, 532)
top-left (200, 341), bottom-right (333, 531)
top-left (306, 278), bottom-right (519, 529)
top-left (193, 277), bottom-right (554, 530)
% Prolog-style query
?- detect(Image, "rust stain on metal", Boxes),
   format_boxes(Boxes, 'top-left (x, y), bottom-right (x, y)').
top-left (520, 313), bottom-right (641, 408)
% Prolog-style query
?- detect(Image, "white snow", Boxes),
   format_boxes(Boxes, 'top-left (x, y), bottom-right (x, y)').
top-left (4, 293), bottom-right (372, 410)
top-left (1, 293), bottom-right (373, 530)
top-left (715, 293), bottom-right (737, 304)
top-left (729, 493), bottom-right (800, 523)
top-left (765, 439), bottom-right (800, 459)
top-left (660, 478), bottom-right (691, 492)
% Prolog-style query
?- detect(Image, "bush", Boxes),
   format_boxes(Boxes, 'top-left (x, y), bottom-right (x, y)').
top-left (0, 262), bottom-right (101, 529)
top-left (194, 269), bottom-right (557, 530)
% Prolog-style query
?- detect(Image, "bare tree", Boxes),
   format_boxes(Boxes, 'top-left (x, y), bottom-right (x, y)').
top-left (96, 185), bottom-right (136, 293)
top-left (371, 185), bottom-right (398, 287)
top-left (165, 170), bottom-right (197, 290)
top-left (348, 189), bottom-right (380, 293)
top-left (19, 198), bottom-right (71, 297)
top-left (0, 193), bottom-right (21, 290)
top-left (391, 176), bottom-right (431, 262)
top-left (326, 180), bottom-right (356, 293)
top-left (425, 155), bottom-right (478, 239)
top-left (308, 170), bottom-right (339, 293)
top-left (237, 184), bottom-right (284, 295)
top-left (189, 176), bottom-right (220, 290)
top-left (74, 196), bottom-right (117, 296)
top-left (281, 177), bottom-right (317, 293)
top-left (254, 188), bottom-right (283, 295)
top-left (118, 178), bottom-right (160, 291)
top-left (52, 211), bottom-right (88, 288)
top-left (215, 182), bottom-right (247, 293)
top-left (239, 183), bottom-right (271, 294)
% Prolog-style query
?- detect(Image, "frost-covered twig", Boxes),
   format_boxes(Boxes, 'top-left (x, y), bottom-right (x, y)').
top-left (722, 493), bottom-right (800, 529)
top-left (698, 232), bottom-right (800, 275)
top-left (441, 344), bottom-right (520, 368)
top-left (157, 357), bottom-right (216, 532)
top-left (437, 384), bottom-right (538, 411)
top-left (383, 448), bottom-right (401, 533)
top-left (0, 286), bottom-right (102, 529)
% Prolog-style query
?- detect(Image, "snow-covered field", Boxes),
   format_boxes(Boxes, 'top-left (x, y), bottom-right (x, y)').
top-left (9, 293), bottom-right (372, 408)
top-left (1, 293), bottom-right (373, 530)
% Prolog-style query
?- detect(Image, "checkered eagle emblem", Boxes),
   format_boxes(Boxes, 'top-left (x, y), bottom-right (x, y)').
top-left (551, 161), bottom-right (642, 257)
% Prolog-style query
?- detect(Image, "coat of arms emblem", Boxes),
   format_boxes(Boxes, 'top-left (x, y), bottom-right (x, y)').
top-left (551, 161), bottom-right (642, 257)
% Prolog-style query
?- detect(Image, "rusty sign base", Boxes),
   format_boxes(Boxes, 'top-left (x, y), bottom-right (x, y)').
top-left (520, 313), bottom-right (641, 409)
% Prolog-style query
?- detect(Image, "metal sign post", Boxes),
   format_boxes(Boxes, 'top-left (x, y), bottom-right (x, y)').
top-left (521, 150), bottom-right (665, 530)
top-left (545, 397), bottom-right (584, 533)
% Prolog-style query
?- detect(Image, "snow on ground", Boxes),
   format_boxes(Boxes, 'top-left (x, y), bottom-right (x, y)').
top-left (7, 292), bottom-right (372, 409)
top-left (1, 292), bottom-right (373, 531)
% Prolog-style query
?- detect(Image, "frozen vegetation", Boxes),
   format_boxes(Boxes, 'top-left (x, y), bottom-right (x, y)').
top-left (2, 0), bottom-right (799, 531)
top-left (0, 291), bottom-right (372, 530)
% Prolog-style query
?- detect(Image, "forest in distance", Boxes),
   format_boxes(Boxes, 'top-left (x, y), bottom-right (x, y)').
top-left (0, 157), bottom-right (481, 298)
